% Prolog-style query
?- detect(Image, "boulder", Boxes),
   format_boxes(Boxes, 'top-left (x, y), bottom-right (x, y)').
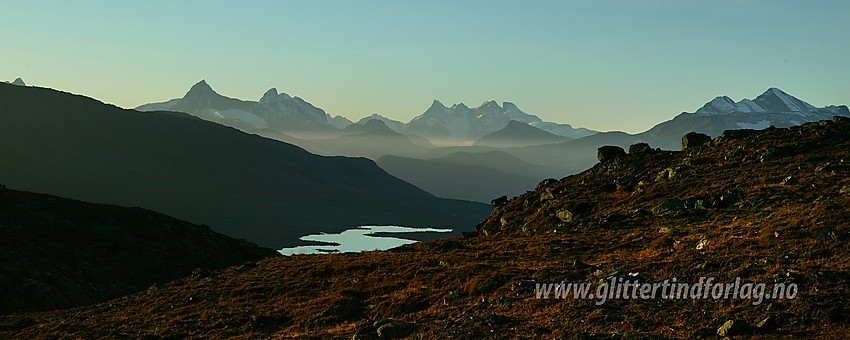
top-left (817, 226), bottom-right (844, 242)
top-left (491, 195), bottom-right (508, 207)
top-left (597, 146), bottom-right (626, 162)
top-left (781, 176), bottom-right (798, 185)
top-left (556, 209), bottom-right (574, 222)
top-left (628, 142), bottom-right (653, 155)
top-left (717, 320), bottom-right (748, 337)
top-left (681, 132), bottom-right (711, 150)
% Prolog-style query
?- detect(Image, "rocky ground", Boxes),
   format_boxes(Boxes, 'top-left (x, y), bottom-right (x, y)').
top-left (2, 118), bottom-right (849, 338)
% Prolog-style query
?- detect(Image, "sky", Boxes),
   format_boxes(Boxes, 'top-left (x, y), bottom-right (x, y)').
top-left (2, 0), bottom-right (848, 133)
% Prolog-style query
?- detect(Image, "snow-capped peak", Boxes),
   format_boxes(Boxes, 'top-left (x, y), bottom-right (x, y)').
top-left (185, 80), bottom-right (217, 97)
top-left (754, 87), bottom-right (815, 113)
top-left (431, 99), bottom-right (447, 109)
top-left (694, 88), bottom-right (818, 115)
top-left (260, 88), bottom-right (279, 103)
top-left (479, 100), bottom-right (500, 109)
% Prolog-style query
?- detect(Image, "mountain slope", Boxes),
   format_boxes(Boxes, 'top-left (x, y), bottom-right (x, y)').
top-left (5, 118), bottom-right (849, 338)
top-left (0, 185), bottom-right (277, 314)
top-left (0, 83), bottom-right (491, 248)
top-left (474, 120), bottom-right (571, 147)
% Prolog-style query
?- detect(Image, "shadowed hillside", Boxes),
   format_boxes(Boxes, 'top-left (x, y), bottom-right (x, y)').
top-left (0, 83), bottom-right (491, 248)
top-left (0, 186), bottom-right (278, 314)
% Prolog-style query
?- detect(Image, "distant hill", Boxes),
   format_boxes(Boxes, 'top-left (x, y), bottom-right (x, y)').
top-left (377, 155), bottom-right (541, 203)
top-left (474, 120), bottom-right (571, 148)
top-left (377, 150), bottom-right (566, 202)
top-left (0, 185), bottom-right (277, 314)
top-left (0, 83), bottom-right (491, 248)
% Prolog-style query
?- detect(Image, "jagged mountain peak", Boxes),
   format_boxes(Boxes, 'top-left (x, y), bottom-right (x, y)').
top-left (694, 88), bottom-right (819, 115)
top-left (431, 100), bottom-right (446, 109)
top-left (502, 102), bottom-right (519, 110)
top-left (451, 103), bottom-right (470, 110)
top-left (479, 100), bottom-right (501, 109)
top-left (754, 87), bottom-right (815, 113)
top-left (259, 88), bottom-right (279, 102)
top-left (185, 79), bottom-right (217, 97)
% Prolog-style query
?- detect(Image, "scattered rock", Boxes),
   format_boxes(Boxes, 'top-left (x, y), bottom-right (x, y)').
top-left (725, 147), bottom-right (746, 160)
top-left (717, 320), bottom-right (748, 337)
top-left (719, 129), bottom-right (758, 141)
top-left (556, 209), bottom-right (574, 222)
top-left (754, 316), bottom-right (775, 330)
top-left (815, 163), bottom-right (833, 172)
top-left (682, 132), bottom-right (711, 150)
top-left (539, 189), bottom-right (554, 201)
top-left (628, 142), bottom-right (653, 154)
top-left (443, 291), bottom-right (462, 305)
top-left (597, 145), bottom-right (626, 162)
top-left (536, 178), bottom-right (557, 190)
top-left (781, 176), bottom-right (798, 185)
top-left (491, 195), bottom-right (508, 207)
top-left (684, 157), bottom-right (713, 166)
top-left (651, 198), bottom-right (699, 215)
top-left (817, 226), bottom-right (844, 242)
top-left (376, 321), bottom-right (415, 339)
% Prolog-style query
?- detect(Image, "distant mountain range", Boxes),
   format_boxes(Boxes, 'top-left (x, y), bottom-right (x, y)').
top-left (137, 81), bottom-right (598, 144)
top-left (136, 80), bottom-right (347, 134)
top-left (3, 78), bottom-right (25, 86)
top-left (502, 88), bottom-right (850, 171)
top-left (0, 83), bottom-right (491, 248)
top-left (356, 100), bottom-right (597, 144)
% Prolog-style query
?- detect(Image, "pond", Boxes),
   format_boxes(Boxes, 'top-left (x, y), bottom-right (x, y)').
top-left (278, 225), bottom-right (452, 255)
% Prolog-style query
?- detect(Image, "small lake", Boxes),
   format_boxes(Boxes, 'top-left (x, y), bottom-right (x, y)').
top-left (278, 225), bottom-right (453, 255)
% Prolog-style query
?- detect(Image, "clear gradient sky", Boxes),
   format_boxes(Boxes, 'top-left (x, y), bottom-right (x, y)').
top-left (2, 1), bottom-right (848, 133)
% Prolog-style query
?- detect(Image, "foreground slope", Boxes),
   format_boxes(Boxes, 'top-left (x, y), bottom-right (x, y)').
top-left (4, 118), bottom-right (848, 338)
top-left (0, 84), bottom-right (491, 248)
top-left (0, 185), bottom-right (278, 314)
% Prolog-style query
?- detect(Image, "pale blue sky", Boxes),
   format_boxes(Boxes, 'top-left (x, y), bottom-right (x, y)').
top-left (2, 0), bottom-right (848, 133)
